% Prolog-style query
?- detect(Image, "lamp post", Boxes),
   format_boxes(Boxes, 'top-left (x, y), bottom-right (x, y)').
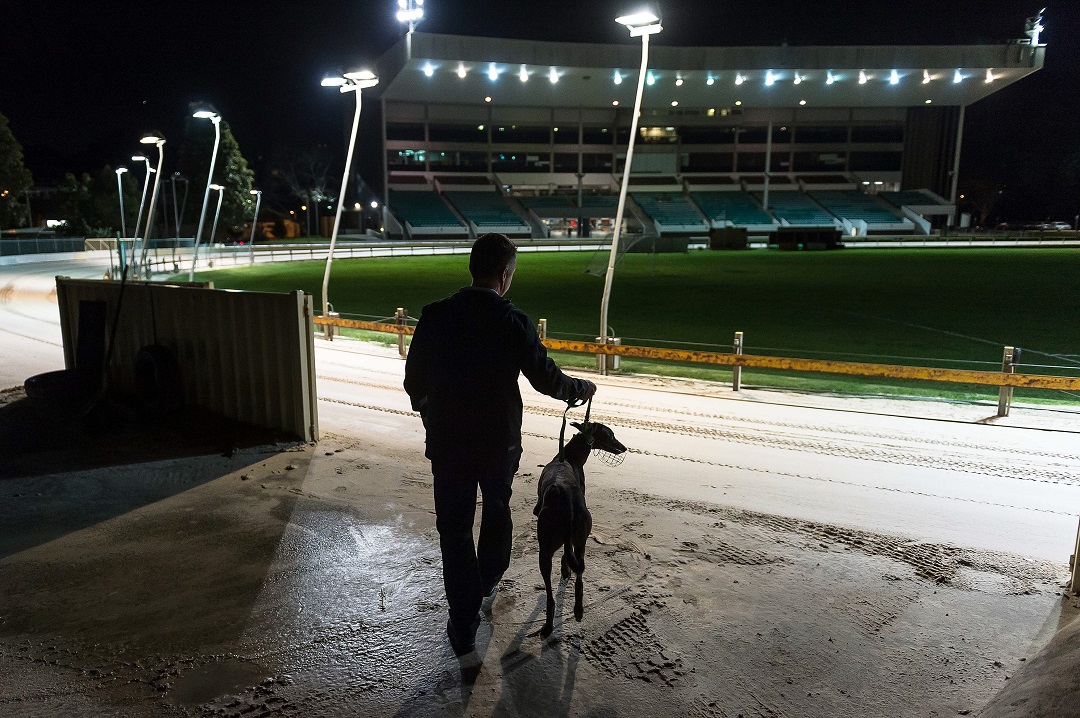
top-left (207, 184), bottom-right (225, 264)
top-left (130, 154), bottom-right (155, 242)
top-left (114, 166), bottom-right (129, 239)
top-left (189, 104), bottom-right (223, 280)
top-left (137, 131), bottom-right (166, 276)
top-left (598, 8), bottom-right (662, 375)
top-left (248, 189), bottom-right (262, 266)
top-left (320, 69), bottom-right (379, 339)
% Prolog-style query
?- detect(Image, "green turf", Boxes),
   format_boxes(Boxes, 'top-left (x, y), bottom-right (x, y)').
top-left (189, 248), bottom-right (1080, 403)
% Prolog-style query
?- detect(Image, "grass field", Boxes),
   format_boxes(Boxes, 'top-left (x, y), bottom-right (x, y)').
top-left (191, 248), bottom-right (1080, 404)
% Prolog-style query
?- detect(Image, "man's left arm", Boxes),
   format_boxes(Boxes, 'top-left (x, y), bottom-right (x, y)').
top-left (403, 310), bottom-right (434, 417)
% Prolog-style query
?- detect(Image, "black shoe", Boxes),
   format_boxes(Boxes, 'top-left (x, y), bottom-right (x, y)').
top-left (447, 616), bottom-right (481, 661)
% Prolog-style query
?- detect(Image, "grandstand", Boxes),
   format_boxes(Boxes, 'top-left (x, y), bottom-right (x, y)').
top-left (358, 29), bottom-right (1044, 240)
top-left (444, 191), bottom-right (531, 236)
top-left (631, 193), bottom-right (708, 233)
top-left (810, 190), bottom-right (912, 233)
top-left (758, 191), bottom-right (837, 227)
top-left (387, 189), bottom-right (466, 237)
top-left (691, 191), bottom-right (777, 230)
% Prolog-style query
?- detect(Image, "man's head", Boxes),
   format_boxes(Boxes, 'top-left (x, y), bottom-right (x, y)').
top-left (469, 233), bottom-right (518, 296)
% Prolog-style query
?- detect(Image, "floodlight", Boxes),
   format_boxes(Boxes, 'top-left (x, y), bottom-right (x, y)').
top-left (858, 70), bottom-right (868, 85)
top-left (953, 69), bottom-right (963, 83)
top-left (115, 166), bottom-right (128, 174)
top-left (343, 69), bottom-right (379, 88)
top-left (548, 67), bottom-right (559, 84)
top-left (132, 155), bottom-right (148, 162)
top-left (826, 70), bottom-right (835, 85)
top-left (488, 63), bottom-right (499, 81)
top-left (670, 101), bottom-right (678, 107)
top-left (614, 70), bottom-right (623, 84)
top-left (209, 184), bottom-right (224, 191)
top-left (140, 131), bottom-right (165, 144)
top-left (889, 69), bottom-right (900, 85)
top-left (250, 190), bottom-right (260, 196)
top-left (423, 63), bottom-right (434, 77)
top-left (706, 74), bottom-right (715, 85)
top-left (765, 70), bottom-right (776, 86)
top-left (646, 71), bottom-right (655, 85)
top-left (985, 68), bottom-right (995, 83)
top-left (675, 75), bottom-right (683, 86)
top-left (457, 62), bottom-right (467, 79)
top-left (799, 99), bottom-right (807, 105)
top-left (793, 72), bottom-right (802, 85)
top-left (322, 76), bottom-right (348, 87)
top-left (735, 73), bottom-right (744, 85)
top-left (615, 10), bottom-right (659, 26)
top-left (923, 69), bottom-right (931, 84)
top-left (370, 200), bottom-right (379, 209)
top-left (519, 65), bottom-right (529, 82)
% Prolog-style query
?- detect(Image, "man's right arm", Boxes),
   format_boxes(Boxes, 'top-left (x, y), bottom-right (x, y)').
top-left (403, 309), bottom-right (434, 417)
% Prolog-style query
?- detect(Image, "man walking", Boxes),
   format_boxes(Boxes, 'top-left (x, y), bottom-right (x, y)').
top-left (404, 233), bottom-right (596, 662)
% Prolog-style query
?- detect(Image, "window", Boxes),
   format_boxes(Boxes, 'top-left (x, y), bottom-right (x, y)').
top-left (428, 124), bottom-right (487, 143)
top-left (851, 125), bottom-right (904, 143)
top-left (736, 153), bottom-right (766, 172)
top-left (737, 127), bottom-right (768, 144)
top-left (498, 125), bottom-right (550, 144)
top-left (795, 126), bottom-right (848, 143)
top-left (428, 150), bottom-right (487, 171)
top-left (640, 127), bottom-right (678, 144)
top-left (387, 149), bottom-right (426, 169)
top-left (794, 152), bottom-right (847, 172)
top-left (680, 127), bottom-right (737, 145)
top-left (386, 123), bottom-right (425, 141)
top-left (683, 152), bottom-right (734, 172)
top-left (491, 153), bottom-right (550, 171)
top-left (554, 153), bottom-right (579, 172)
top-left (849, 152), bottom-right (902, 171)
top-left (582, 153), bottom-right (613, 172)
top-left (582, 126), bottom-right (612, 145)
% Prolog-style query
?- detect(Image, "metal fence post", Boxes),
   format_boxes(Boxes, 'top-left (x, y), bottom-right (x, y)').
top-left (732, 331), bottom-right (744, 391)
top-left (396, 307), bottom-right (407, 359)
top-left (997, 345), bottom-right (1017, 417)
top-left (538, 318), bottom-right (548, 341)
top-left (1071, 517), bottom-right (1080, 596)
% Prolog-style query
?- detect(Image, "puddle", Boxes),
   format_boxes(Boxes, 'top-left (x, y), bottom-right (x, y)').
top-left (167, 658), bottom-right (269, 706)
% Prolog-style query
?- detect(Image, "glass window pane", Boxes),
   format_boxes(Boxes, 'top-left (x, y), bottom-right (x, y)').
top-left (429, 124), bottom-right (487, 142)
top-left (386, 123), bottom-right (425, 141)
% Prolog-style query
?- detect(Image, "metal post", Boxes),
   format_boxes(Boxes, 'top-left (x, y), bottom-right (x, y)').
top-left (190, 117), bottom-right (222, 281)
top-left (732, 331), bottom-right (744, 391)
top-left (599, 30), bottom-right (651, 376)
top-left (762, 121), bottom-right (773, 211)
top-left (997, 345), bottom-right (1017, 417)
top-left (538, 318), bottom-right (548, 341)
top-left (249, 191), bottom-right (262, 266)
top-left (949, 105), bottom-right (966, 215)
top-left (1071, 517), bottom-right (1080, 596)
top-left (138, 142), bottom-right (165, 276)
top-left (321, 84), bottom-right (365, 339)
top-left (396, 307), bottom-right (407, 359)
top-left (207, 189), bottom-right (224, 268)
top-left (115, 170), bottom-right (128, 239)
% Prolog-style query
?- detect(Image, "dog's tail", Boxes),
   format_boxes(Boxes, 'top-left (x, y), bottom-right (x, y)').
top-left (564, 540), bottom-right (584, 574)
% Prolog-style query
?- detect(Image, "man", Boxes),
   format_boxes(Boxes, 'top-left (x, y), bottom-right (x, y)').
top-left (404, 233), bottom-right (596, 662)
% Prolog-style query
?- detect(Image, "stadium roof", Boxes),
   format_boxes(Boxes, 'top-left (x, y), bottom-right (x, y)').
top-left (373, 32), bottom-right (1044, 110)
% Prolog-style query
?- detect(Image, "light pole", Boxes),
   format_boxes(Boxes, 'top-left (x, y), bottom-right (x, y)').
top-left (320, 69), bottom-right (379, 339)
top-left (130, 154), bottom-right (155, 242)
top-left (207, 184), bottom-right (225, 260)
top-left (598, 8), bottom-right (662, 375)
top-left (189, 104), bottom-right (223, 280)
top-left (137, 131), bottom-right (166, 276)
top-left (248, 189), bottom-right (262, 266)
top-left (114, 166), bottom-right (129, 239)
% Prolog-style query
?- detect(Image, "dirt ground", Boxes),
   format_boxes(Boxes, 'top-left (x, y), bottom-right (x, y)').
top-left (2, 338), bottom-right (1080, 717)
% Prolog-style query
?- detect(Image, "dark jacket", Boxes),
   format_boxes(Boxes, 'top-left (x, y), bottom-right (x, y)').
top-left (404, 287), bottom-right (587, 458)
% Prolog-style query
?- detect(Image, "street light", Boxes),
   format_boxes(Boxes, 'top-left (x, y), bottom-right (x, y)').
top-left (130, 155), bottom-right (155, 242)
top-left (189, 103), bottom-right (223, 280)
top-left (248, 189), bottom-right (262, 266)
top-left (319, 68), bottom-right (379, 339)
top-left (136, 131), bottom-right (166, 276)
top-left (114, 166), bottom-right (129, 239)
top-left (599, 7), bottom-right (662, 375)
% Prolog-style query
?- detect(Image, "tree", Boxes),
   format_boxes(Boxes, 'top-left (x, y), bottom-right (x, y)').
top-left (177, 112), bottom-right (255, 241)
top-left (0, 112), bottom-right (33, 229)
top-left (271, 145), bottom-right (336, 236)
top-left (52, 166), bottom-right (139, 237)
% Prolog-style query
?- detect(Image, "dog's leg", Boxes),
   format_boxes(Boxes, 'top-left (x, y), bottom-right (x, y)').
top-left (538, 507), bottom-right (561, 639)
top-left (561, 550), bottom-right (571, 580)
top-left (539, 547), bottom-right (555, 638)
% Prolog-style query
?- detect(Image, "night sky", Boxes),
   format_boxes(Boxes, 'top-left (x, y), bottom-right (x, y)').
top-left (2, 0), bottom-right (1077, 219)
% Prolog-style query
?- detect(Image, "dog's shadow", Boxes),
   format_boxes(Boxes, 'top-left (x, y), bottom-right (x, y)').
top-left (495, 581), bottom-right (582, 717)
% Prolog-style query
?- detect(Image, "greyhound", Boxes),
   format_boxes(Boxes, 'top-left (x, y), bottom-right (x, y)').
top-left (534, 420), bottom-right (626, 638)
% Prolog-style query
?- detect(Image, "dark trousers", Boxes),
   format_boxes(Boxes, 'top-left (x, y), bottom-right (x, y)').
top-left (430, 447), bottom-right (522, 630)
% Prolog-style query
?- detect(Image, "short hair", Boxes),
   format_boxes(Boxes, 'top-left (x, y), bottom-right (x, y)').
top-left (469, 233), bottom-right (518, 280)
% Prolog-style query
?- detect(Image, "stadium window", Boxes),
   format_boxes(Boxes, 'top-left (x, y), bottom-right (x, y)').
top-left (386, 149), bottom-right (426, 169)
top-left (428, 150), bottom-right (488, 171)
top-left (386, 122), bottom-right (425, 141)
top-left (582, 153), bottom-right (614, 172)
top-left (491, 153), bottom-right (550, 171)
top-left (793, 151), bottom-right (846, 172)
top-left (849, 151), bottom-right (902, 171)
top-left (499, 125), bottom-right (551, 144)
top-left (554, 153), bottom-right (579, 172)
top-left (794, 126), bottom-right (848, 144)
top-left (615, 127), bottom-right (632, 144)
top-left (771, 126), bottom-right (792, 143)
top-left (684, 152), bottom-right (734, 172)
top-left (736, 153), bottom-right (767, 172)
top-left (737, 127), bottom-right (768, 144)
top-left (428, 123), bottom-right (488, 143)
top-left (679, 127), bottom-right (736, 145)
top-left (639, 126), bottom-right (678, 144)
top-left (771, 153), bottom-right (791, 172)
top-left (850, 125), bottom-right (904, 143)
top-left (554, 128), bottom-right (579, 145)
top-left (582, 126), bottom-right (613, 145)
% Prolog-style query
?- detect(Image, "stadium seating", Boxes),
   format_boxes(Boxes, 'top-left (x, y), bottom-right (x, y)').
top-left (631, 193), bottom-right (707, 229)
top-left (580, 195), bottom-right (619, 210)
top-left (691, 192), bottom-right (776, 227)
top-left (880, 190), bottom-right (948, 207)
top-left (445, 191), bottom-right (530, 231)
top-left (388, 190), bottom-right (465, 233)
top-left (518, 195), bottom-right (574, 212)
top-left (757, 191), bottom-right (837, 226)
top-left (809, 191), bottom-right (904, 226)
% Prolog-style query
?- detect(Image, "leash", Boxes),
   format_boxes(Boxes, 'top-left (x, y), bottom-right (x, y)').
top-left (558, 394), bottom-right (593, 461)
